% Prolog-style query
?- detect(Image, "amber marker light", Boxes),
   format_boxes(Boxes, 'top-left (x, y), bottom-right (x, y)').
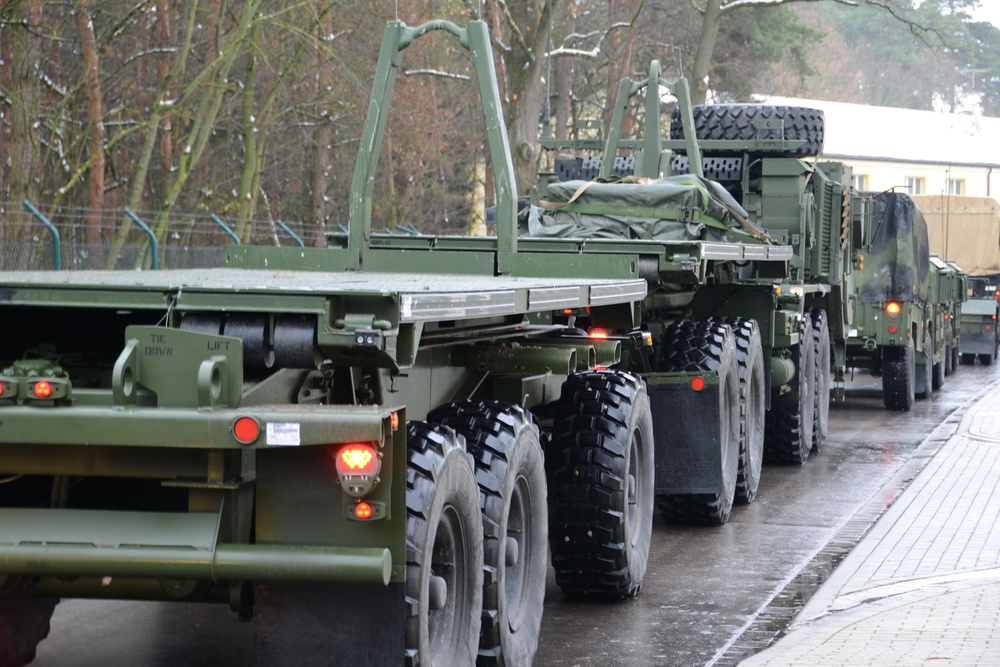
top-left (354, 502), bottom-right (374, 520)
top-left (690, 376), bottom-right (706, 391)
top-left (885, 302), bottom-right (902, 319)
top-left (232, 416), bottom-right (260, 444)
top-left (390, 412), bottom-right (400, 431)
top-left (32, 381), bottom-right (53, 399)
top-left (590, 329), bottom-right (609, 339)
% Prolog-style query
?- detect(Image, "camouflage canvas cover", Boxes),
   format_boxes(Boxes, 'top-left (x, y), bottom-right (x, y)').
top-left (857, 192), bottom-right (930, 303)
top-left (521, 174), bottom-right (753, 243)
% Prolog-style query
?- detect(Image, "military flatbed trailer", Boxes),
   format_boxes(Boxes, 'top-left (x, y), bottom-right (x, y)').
top-left (0, 19), bottom-right (810, 667)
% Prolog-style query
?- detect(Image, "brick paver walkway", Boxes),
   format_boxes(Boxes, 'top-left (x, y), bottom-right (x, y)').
top-left (741, 382), bottom-right (1000, 666)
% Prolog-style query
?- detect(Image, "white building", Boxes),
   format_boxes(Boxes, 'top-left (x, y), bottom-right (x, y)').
top-left (761, 96), bottom-right (1000, 201)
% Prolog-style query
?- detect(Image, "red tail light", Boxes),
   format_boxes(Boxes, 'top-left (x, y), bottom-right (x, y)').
top-left (335, 443), bottom-right (382, 498)
top-left (337, 444), bottom-right (378, 475)
top-left (690, 376), bottom-right (706, 391)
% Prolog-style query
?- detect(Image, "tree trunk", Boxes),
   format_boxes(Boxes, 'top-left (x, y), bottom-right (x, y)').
top-left (691, 0), bottom-right (724, 105)
top-left (502, 0), bottom-right (554, 197)
top-left (8, 0), bottom-right (43, 212)
top-left (75, 0), bottom-right (106, 245)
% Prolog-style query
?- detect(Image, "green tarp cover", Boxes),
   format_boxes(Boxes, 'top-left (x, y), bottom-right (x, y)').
top-left (858, 192), bottom-right (930, 303)
top-left (520, 174), bottom-right (752, 242)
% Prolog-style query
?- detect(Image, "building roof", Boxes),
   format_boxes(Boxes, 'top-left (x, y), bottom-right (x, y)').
top-left (759, 96), bottom-right (1000, 168)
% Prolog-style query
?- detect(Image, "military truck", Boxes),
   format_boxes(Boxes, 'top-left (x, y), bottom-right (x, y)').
top-left (960, 275), bottom-right (1000, 365)
top-left (844, 191), bottom-right (941, 410)
top-left (928, 255), bottom-right (968, 382)
top-left (0, 19), bottom-right (874, 667)
top-left (533, 62), bottom-right (866, 501)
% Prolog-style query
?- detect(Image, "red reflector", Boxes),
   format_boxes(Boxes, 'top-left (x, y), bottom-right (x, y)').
top-left (354, 502), bottom-right (374, 520)
top-left (945, 313), bottom-right (950, 320)
top-left (888, 325), bottom-right (898, 334)
top-left (390, 412), bottom-right (399, 431)
top-left (0, 384), bottom-right (4, 398)
top-left (987, 324), bottom-right (993, 331)
top-left (233, 417), bottom-right (260, 444)
top-left (690, 376), bottom-right (706, 391)
top-left (337, 444), bottom-right (378, 475)
top-left (32, 381), bottom-right (53, 399)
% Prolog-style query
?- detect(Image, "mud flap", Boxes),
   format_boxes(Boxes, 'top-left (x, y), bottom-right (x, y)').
top-left (253, 581), bottom-right (404, 665)
top-left (648, 380), bottom-right (726, 495)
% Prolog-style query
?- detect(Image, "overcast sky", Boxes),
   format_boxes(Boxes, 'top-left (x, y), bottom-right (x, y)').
top-left (971, 2), bottom-right (1000, 28)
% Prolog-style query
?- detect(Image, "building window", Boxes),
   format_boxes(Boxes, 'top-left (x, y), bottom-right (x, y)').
top-left (853, 174), bottom-right (868, 191)
top-left (947, 179), bottom-right (964, 195)
top-left (905, 177), bottom-right (924, 195)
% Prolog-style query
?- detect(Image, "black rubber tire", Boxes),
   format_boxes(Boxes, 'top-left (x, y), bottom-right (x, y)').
top-left (961, 352), bottom-right (976, 365)
top-left (916, 335), bottom-right (933, 400)
top-left (883, 340), bottom-right (916, 411)
top-left (547, 370), bottom-right (654, 598)
top-left (0, 596), bottom-right (57, 667)
top-left (810, 309), bottom-right (831, 454)
top-left (670, 104), bottom-right (825, 157)
top-left (943, 343), bottom-right (953, 376)
top-left (427, 402), bottom-right (546, 667)
top-left (405, 421), bottom-right (484, 667)
top-left (980, 353), bottom-right (993, 366)
top-left (952, 342), bottom-right (960, 370)
top-left (764, 316), bottom-right (815, 465)
top-left (932, 350), bottom-right (945, 390)
top-left (712, 317), bottom-right (765, 505)
top-left (656, 321), bottom-right (741, 523)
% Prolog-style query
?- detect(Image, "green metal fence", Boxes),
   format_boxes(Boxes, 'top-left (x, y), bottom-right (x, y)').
top-left (0, 201), bottom-right (321, 271)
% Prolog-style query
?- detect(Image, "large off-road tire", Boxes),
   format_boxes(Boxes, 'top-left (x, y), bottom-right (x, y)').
top-left (980, 353), bottom-right (994, 366)
top-left (883, 340), bottom-right (916, 411)
top-left (547, 370), bottom-right (654, 598)
top-left (764, 316), bottom-right (815, 465)
top-left (656, 321), bottom-right (741, 523)
top-left (915, 334), bottom-right (934, 399)
top-left (952, 342), bottom-right (960, 370)
top-left (711, 317), bottom-right (765, 505)
top-left (810, 309), bottom-right (832, 453)
top-left (405, 422), bottom-right (484, 667)
top-left (943, 343), bottom-right (953, 376)
top-left (670, 104), bottom-right (825, 157)
top-left (961, 352), bottom-right (976, 365)
top-left (427, 402), bottom-right (546, 667)
top-left (932, 345), bottom-right (945, 390)
top-left (0, 596), bottom-right (57, 667)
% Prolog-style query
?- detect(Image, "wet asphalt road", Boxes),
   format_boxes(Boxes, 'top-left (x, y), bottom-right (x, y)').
top-left (31, 361), bottom-right (999, 667)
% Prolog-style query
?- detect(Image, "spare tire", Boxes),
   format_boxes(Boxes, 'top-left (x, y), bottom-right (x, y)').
top-left (670, 104), bottom-right (825, 158)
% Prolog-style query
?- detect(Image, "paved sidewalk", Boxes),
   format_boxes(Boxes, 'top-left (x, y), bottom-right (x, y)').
top-left (740, 381), bottom-right (1000, 666)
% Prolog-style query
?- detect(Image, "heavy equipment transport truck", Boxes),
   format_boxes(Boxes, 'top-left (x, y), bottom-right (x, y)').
top-left (533, 60), bottom-right (867, 495)
top-left (1, 19), bottom-right (858, 667)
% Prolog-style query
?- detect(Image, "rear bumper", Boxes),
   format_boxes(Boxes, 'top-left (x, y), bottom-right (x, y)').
top-left (0, 508), bottom-right (391, 586)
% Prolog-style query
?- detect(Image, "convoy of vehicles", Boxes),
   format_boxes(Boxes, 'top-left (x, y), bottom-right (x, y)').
top-left (0, 17), bottom-right (976, 667)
